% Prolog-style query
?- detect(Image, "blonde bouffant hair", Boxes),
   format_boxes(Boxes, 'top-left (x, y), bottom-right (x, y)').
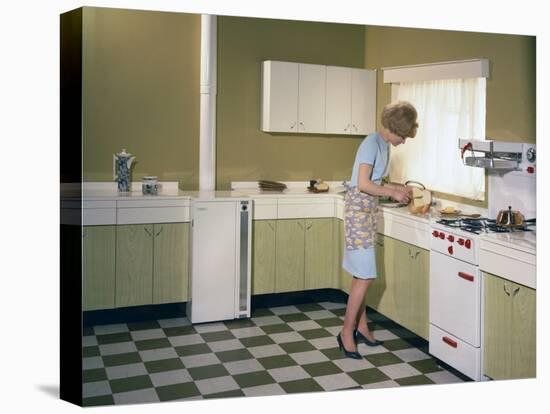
top-left (381, 101), bottom-right (418, 139)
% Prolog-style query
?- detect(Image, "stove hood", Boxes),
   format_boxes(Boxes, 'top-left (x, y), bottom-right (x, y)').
top-left (458, 139), bottom-right (536, 171)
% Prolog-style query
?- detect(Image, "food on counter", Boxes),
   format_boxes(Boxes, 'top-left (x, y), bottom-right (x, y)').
top-left (308, 179), bottom-right (329, 193)
top-left (408, 187), bottom-right (431, 214)
top-left (315, 181), bottom-right (329, 191)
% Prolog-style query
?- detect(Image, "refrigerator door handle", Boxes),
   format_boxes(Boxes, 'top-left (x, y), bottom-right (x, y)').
top-left (238, 202), bottom-right (250, 316)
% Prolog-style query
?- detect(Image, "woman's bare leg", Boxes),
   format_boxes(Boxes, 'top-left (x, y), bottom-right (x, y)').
top-left (355, 279), bottom-right (378, 341)
top-left (341, 277), bottom-right (370, 351)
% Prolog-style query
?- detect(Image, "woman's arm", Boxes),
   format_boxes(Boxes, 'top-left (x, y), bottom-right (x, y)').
top-left (357, 164), bottom-right (410, 202)
top-left (383, 181), bottom-right (413, 196)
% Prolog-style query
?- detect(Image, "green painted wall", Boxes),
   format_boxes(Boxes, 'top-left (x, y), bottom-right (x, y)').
top-left (78, 9), bottom-right (535, 195)
top-left (82, 8), bottom-right (201, 190)
top-left (364, 26), bottom-right (536, 143)
top-left (216, 16), bottom-right (366, 190)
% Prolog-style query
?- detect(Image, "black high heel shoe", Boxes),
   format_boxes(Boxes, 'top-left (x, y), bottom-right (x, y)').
top-left (354, 329), bottom-right (384, 347)
top-left (337, 333), bottom-right (362, 359)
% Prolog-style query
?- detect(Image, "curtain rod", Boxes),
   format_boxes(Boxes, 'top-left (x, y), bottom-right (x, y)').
top-left (381, 58), bottom-right (486, 72)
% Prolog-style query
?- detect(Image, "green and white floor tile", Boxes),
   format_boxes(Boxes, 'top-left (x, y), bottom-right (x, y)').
top-left (82, 302), bottom-right (467, 406)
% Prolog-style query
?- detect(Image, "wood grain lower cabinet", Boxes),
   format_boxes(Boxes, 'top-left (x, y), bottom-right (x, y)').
top-left (397, 244), bottom-right (429, 339)
top-left (366, 235), bottom-right (429, 340)
top-left (275, 219), bottom-right (305, 292)
top-left (116, 224), bottom-right (154, 307)
top-left (272, 218), bottom-right (336, 293)
top-left (83, 225), bottom-right (116, 311)
top-left (81, 222), bottom-right (190, 310)
top-left (367, 235), bottom-right (398, 318)
top-left (252, 220), bottom-right (277, 294)
top-left (484, 272), bottom-right (536, 379)
top-left (153, 223), bottom-right (189, 304)
top-left (304, 218), bottom-right (334, 289)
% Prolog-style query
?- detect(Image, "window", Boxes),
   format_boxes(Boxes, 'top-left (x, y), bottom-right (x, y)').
top-left (383, 60), bottom-right (488, 200)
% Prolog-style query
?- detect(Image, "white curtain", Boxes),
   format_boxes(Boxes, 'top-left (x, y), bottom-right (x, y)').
top-left (390, 78), bottom-right (486, 200)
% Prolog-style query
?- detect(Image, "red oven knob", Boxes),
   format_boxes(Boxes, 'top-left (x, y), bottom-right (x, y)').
top-left (447, 235), bottom-right (455, 242)
top-left (448, 246), bottom-right (453, 255)
top-left (527, 166), bottom-right (534, 174)
top-left (458, 238), bottom-right (464, 246)
top-left (465, 239), bottom-right (471, 249)
top-left (432, 230), bottom-right (439, 238)
top-left (439, 232), bottom-right (445, 239)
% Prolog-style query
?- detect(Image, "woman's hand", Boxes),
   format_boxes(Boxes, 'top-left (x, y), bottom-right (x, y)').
top-left (391, 188), bottom-right (410, 203)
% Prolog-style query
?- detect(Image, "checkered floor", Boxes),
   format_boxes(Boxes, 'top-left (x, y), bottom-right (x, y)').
top-left (82, 302), bottom-right (467, 406)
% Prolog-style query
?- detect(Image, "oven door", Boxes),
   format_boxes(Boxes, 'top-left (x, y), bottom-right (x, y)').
top-left (429, 251), bottom-right (481, 347)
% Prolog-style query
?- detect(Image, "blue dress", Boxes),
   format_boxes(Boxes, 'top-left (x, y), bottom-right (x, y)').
top-left (342, 132), bottom-right (389, 279)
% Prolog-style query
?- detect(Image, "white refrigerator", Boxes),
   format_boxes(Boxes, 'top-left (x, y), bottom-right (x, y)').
top-left (187, 196), bottom-right (252, 324)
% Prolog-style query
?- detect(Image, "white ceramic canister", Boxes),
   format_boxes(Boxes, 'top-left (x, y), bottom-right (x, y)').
top-left (142, 176), bottom-right (159, 195)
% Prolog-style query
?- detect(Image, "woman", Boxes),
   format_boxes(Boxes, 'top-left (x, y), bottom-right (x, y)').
top-left (337, 101), bottom-right (419, 359)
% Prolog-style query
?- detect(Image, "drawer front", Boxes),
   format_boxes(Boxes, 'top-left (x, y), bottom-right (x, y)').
top-left (277, 202), bottom-right (335, 219)
top-left (430, 251), bottom-right (481, 346)
top-left (83, 200), bottom-right (117, 209)
top-left (378, 212), bottom-right (430, 250)
top-left (253, 204), bottom-right (277, 220)
top-left (117, 198), bottom-right (190, 208)
top-left (479, 247), bottom-right (536, 289)
top-left (117, 207), bottom-right (190, 224)
top-left (429, 324), bottom-right (481, 381)
top-left (83, 208), bottom-right (117, 226)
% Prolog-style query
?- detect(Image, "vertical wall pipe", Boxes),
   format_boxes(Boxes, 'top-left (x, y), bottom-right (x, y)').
top-left (199, 15), bottom-right (217, 191)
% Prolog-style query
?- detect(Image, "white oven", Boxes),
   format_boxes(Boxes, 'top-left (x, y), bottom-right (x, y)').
top-left (429, 224), bottom-right (483, 381)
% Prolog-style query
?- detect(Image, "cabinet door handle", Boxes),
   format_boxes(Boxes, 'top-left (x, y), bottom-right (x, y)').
top-left (503, 283), bottom-right (511, 296)
top-left (155, 226), bottom-right (163, 237)
top-left (297, 221), bottom-right (305, 230)
top-left (290, 121), bottom-right (296, 129)
top-left (352, 123), bottom-right (358, 132)
top-left (344, 123), bottom-right (350, 132)
top-left (144, 227), bottom-right (153, 237)
top-left (299, 121), bottom-right (305, 131)
top-left (306, 221), bottom-right (312, 230)
top-left (512, 286), bottom-right (520, 296)
top-left (376, 239), bottom-right (384, 247)
top-left (267, 222), bottom-right (275, 231)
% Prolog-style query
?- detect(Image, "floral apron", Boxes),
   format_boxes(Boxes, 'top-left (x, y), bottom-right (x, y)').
top-left (344, 184), bottom-right (379, 250)
top-left (344, 139), bottom-right (389, 251)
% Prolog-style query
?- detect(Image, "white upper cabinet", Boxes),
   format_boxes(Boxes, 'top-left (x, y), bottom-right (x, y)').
top-left (326, 66), bottom-right (376, 135)
top-left (261, 60), bottom-right (376, 136)
top-left (298, 64), bottom-right (326, 133)
top-left (351, 68), bottom-right (376, 135)
top-left (325, 66), bottom-right (352, 134)
top-left (261, 61), bottom-right (299, 133)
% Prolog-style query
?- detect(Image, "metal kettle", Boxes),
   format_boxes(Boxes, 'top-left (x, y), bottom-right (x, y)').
top-left (113, 148), bottom-right (136, 193)
top-left (496, 206), bottom-right (524, 227)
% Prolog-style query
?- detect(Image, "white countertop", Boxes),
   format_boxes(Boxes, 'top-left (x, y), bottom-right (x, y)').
top-left (479, 228), bottom-right (536, 255)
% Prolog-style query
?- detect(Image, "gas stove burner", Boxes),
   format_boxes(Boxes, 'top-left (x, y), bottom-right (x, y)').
top-left (436, 217), bottom-right (532, 234)
top-left (436, 219), bottom-right (462, 227)
top-left (486, 223), bottom-right (532, 233)
top-left (461, 227), bottom-right (481, 235)
top-left (461, 218), bottom-right (483, 226)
